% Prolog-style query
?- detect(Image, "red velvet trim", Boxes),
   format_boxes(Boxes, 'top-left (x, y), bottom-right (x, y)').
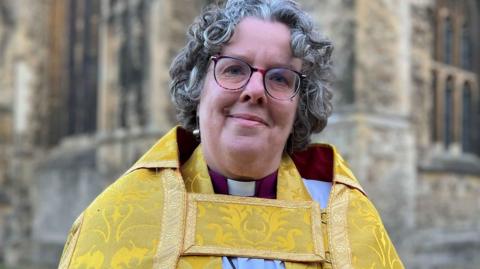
top-left (176, 126), bottom-right (333, 182)
top-left (291, 146), bottom-right (333, 182)
top-left (176, 127), bottom-right (200, 166)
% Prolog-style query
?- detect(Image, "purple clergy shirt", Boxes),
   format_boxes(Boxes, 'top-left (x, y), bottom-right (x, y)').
top-left (208, 167), bottom-right (278, 199)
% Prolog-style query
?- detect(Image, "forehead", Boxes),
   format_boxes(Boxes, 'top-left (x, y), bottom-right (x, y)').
top-left (221, 17), bottom-right (301, 69)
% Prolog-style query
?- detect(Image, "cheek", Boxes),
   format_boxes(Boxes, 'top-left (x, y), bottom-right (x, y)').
top-left (198, 78), bottom-right (216, 114)
top-left (279, 100), bottom-right (299, 127)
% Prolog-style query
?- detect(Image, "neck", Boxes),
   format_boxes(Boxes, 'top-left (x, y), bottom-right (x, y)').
top-left (203, 146), bottom-right (282, 180)
top-left (208, 167), bottom-right (278, 199)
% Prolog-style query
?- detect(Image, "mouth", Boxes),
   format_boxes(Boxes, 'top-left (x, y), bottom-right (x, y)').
top-left (228, 113), bottom-right (269, 126)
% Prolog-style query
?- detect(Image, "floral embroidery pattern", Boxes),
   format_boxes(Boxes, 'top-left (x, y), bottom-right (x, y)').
top-left (348, 191), bottom-right (404, 269)
top-left (68, 169), bottom-right (165, 269)
top-left (183, 194), bottom-right (325, 262)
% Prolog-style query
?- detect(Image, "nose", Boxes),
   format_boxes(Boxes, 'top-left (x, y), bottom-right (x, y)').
top-left (239, 71), bottom-right (267, 104)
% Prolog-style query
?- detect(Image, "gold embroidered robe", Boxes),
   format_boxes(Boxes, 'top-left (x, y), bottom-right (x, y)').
top-left (58, 127), bottom-right (404, 269)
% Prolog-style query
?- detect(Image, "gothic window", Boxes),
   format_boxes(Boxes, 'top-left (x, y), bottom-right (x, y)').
top-left (444, 77), bottom-right (454, 149)
top-left (66, 0), bottom-right (99, 135)
top-left (461, 19), bottom-right (472, 70)
top-left (443, 17), bottom-right (454, 64)
top-left (431, 71), bottom-right (438, 141)
top-left (462, 83), bottom-right (472, 152)
top-left (117, 0), bottom-right (148, 129)
top-left (432, 0), bottom-right (479, 155)
top-left (0, 3), bottom-right (14, 65)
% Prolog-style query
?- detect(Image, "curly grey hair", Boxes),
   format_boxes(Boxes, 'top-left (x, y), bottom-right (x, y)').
top-left (169, 0), bottom-right (333, 151)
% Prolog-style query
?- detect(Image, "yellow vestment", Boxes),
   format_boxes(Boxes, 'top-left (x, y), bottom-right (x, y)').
top-left (58, 127), bottom-right (404, 269)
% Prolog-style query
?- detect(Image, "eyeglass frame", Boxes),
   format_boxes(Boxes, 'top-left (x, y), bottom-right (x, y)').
top-left (210, 55), bottom-right (306, 101)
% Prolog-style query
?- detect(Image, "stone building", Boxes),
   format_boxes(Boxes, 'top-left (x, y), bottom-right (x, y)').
top-left (0, 0), bottom-right (478, 268)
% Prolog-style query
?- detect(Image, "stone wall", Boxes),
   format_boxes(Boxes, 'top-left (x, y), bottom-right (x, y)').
top-left (410, 0), bottom-right (435, 161)
top-left (408, 1), bottom-right (480, 268)
top-left (412, 171), bottom-right (480, 269)
top-left (11, 0), bottom-right (206, 267)
top-left (302, 0), bottom-right (356, 105)
top-left (31, 143), bottom-right (102, 265)
top-left (0, 0), bottom-right (51, 267)
top-left (0, 0), bottom-right (13, 254)
top-left (0, 0), bottom-right (16, 195)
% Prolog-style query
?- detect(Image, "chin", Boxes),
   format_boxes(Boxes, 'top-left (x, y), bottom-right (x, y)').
top-left (221, 130), bottom-right (284, 157)
top-left (225, 138), bottom-right (265, 156)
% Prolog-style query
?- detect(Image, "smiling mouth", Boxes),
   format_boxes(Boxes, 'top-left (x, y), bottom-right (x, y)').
top-left (228, 114), bottom-right (269, 126)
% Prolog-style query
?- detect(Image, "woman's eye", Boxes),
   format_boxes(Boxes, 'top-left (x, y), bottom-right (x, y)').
top-left (269, 74), bottom-right (289, 85)
top-left (222, 65), bottom-right (246, 76)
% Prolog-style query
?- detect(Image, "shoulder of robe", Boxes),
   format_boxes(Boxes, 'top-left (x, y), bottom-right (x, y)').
top-left (75, 125), bottom-right (187, 223)
top-left (57, 167), bottom-right (183, 269)
top-left (57, 126), bottom-right (191, 269)
top-left (69, 125), bottom-right (192, 227)
top-left (340, 186), bottom-right (405, 269)
top-left (293, 143), bottom-right (367, 196)
top-left (308, 144), bottom-right (405, 269)
top-left (124, 126), bottom-right (198, 174)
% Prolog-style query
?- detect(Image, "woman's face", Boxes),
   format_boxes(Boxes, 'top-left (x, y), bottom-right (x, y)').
top-left (198, 17), bottom-right (302, 179)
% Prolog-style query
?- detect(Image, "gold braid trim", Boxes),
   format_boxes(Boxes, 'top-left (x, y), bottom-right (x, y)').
top-left (125, 161), bottom-right (178, 175)
top-left (312, 202), bottom-right (324, 259)
top-left (153, 169), bottom-right (187, 269)
top-left (177, 256), bottom-right (222, 269)
top-left (58, 213), bottom-right (84, 269)
top-left (328, 183), bottom-right (352, 269)
top-left (285, 261), bottom-right (322, 269)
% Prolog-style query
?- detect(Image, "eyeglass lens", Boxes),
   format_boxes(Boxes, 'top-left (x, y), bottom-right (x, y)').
top-left (214, 57), bottom-right (300, 100)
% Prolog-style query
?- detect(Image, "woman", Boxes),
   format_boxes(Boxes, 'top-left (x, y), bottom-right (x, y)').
top-left (59, 0), bottom-right (404, 268)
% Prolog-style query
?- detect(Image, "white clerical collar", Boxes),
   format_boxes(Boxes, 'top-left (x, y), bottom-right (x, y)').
top-left (227, 179), bottom-right (256, 196)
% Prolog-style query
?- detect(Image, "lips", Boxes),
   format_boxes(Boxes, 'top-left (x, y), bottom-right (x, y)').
top-left (228, 113), bottom-right (269, 126)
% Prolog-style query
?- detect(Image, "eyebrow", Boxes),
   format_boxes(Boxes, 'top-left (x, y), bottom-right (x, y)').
top-left (222, 53), bottom-right (300, 71)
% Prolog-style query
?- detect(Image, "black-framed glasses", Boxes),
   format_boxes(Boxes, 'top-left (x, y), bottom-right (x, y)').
top-left (211, 55), bottom-right (305, 100)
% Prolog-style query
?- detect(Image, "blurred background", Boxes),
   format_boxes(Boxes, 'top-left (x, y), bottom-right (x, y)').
top-left (0, 0), bottom-right (479, 268)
